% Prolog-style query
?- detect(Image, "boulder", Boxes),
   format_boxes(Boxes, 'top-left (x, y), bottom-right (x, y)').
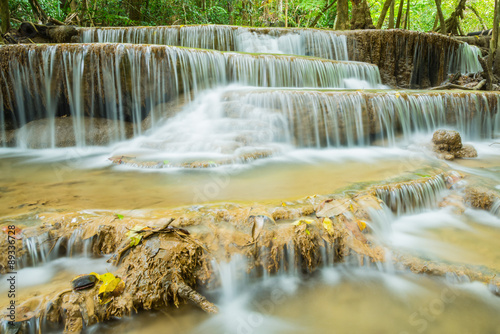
top-left (431, 129), bottom-right (477, 160)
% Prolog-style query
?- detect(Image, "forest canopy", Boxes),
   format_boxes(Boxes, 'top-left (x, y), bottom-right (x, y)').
top-left (0, 0), bottom-right (495, 33)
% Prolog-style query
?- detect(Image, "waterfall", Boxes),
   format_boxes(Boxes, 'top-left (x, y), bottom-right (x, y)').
top-left (449, 43), bottom-right (483, 75)
top-left (79, 25), bottom-right (482, 74)
top-left (226, 90), bottom-right (500, 147)
top-left (374, 174), bottom-right (447, 215)
top-left (0, 44), bottom-right (383, 148)
top-left (113, 88), bottom-right (500, 163)
top-left (80, 25), bottom-right (349, 61)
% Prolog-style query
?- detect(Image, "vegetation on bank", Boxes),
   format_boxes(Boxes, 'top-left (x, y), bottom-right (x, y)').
top-left (0, 0), bottom-right (495, 33)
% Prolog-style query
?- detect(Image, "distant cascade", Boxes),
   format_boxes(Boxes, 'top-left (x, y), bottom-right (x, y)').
top-left (226, 90), bottom-right (500, 148)
top-left (449, 43), bottom-right (483, 74)
top-left (1, 44), bottom-right (379, 148)
top-left (121, 89), bottom-right (500, 159)
top-left (374, 175), bottom-right (447, 215)
top-left (80, 25), bottom-right (350, 60)
top-left (225, 54), bottom-right (380, 88)
top-left (80, 25), bottom-right (483, 75)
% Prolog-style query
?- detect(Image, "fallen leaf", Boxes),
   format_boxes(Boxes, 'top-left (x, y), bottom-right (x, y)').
top-left (357, 220), bottom-right (367, 232)
top-left (99, 273), bottom-right (116, 285)
top-left (126, 225), bottom-right (150, 247)
top-left (89, 272), bottom-right (100, 280)
top-left (322, 217), bottom-right (334, 235)
top-left (316, 198), bottom-right (350, 218)
top-left (115, 214), bottom-right (124, 220)
top-left (305, 229), bottom-right (310, 235)
top-left (292, 219), bottom-right (314, 226)
top-left (282, 202), bottom-right (287, 207)
top-left (129, 235), bottom-right (142, 247)
top-left (97, 274), bottom-right (125, 304)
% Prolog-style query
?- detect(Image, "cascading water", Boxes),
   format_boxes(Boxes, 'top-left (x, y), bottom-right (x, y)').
top-left (79, 25), bottom-right (482, 74)
top-left (80, 25), bottom-right (350, 60)
top-left (108, 88), bottom-right (500, 164)
top-left (374, 174), bottom-right (447, 214)
top-left (449, 43), bottom-right (483, 74)
top-left (492, 199), bottom-right (500, 217)
top-left (0, 44), bottom-right (384, 148)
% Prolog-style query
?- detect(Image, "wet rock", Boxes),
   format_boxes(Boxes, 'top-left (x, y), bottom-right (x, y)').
top-left (15, 117), bottom-right (134, 148)
top-left (432, 129), bottom-right (462, 151)
top-left (465, 186), bottom-right (500, 210)
top-left (431, 129), bottom-right (477, 160)
top-left (456, 144), bottom-right (478, 158)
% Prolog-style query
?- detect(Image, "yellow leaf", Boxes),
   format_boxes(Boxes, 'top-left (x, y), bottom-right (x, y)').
top-left (395, 92), bottom-right (401, 98)
top-left (105, 278), bottom-right (122, 293)
top-left (322, 217), bottom-right (334, 234)
top-left (129, 235), bottom-right (142, 247)
top-left (89, 272), bottom-right (100, 280)
top-left (357, 220), bottom-right (367, 232)
top-left (98, 276), bottom-right (125, 305)
top-left (305, 229), bottom-right (310, 235)
top-left (292, 219), bottom-right (314, 226)
top-left (99, 273), bottom-right (116, 285)
top-left (126, 225), bottom-right (148, 246)
top-left (282, 202), bottom-right (287, 207)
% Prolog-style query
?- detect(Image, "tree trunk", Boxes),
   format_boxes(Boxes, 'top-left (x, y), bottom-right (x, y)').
top-left (388, 0), bottom-right (395, 29)
top-left (28, 0), bottom-right (48, 23)
top-left (404, 0), bottom-right (410, 29)
top-left (434, 0), bottom-right (447, 34)
top-left (18, 22), bottom-right (78, 42)
top-left (285, 0), bottom-right (288, 27)
top-left (129, 0), bottom-right (143, 22)
top-left (309, 0), bottom-right (337, 28)
top-left (491, 0), bottom-right (500, 82)
top-left (0, 0), bottom-right (10, 34)
top-left (335, 0), bottom-right (349, 30)
top-left (350, 0), bottom-right (375, 29)
top-left (395, 0), bottom-right (404, 28)
top-left (438, 0), bottom-right (467, 35)
top-left (376, 0), bottom-right (393, 29)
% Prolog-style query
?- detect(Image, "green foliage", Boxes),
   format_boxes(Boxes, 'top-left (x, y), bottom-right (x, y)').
top-left (8, 0), bottom-right (36, 26)
top-left (5, 0), bottom-right (496, 34)
top-left (368, 0), bottom-right (494, 33)
top-left (207, 6), bottom-right (229, 25)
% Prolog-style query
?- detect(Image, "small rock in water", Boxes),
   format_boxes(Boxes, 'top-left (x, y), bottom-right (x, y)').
top-left (431, 129), bottom-right (477, 160)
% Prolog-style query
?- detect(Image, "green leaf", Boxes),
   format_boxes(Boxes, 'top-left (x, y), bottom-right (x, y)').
top-left (115, 214), bottom-right (124, 220)
top-left (129, 235), bottom-right (142, 247)
top-left (415, 173), bottom-right (431, 178)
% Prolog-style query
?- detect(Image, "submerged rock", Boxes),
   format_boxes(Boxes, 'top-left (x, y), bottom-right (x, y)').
top-left (431, 129), bottom-right (477, 160)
